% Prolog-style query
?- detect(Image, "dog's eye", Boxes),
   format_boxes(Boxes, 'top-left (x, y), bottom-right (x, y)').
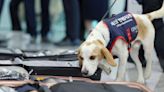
top-left (90, 56), bottom-right (96, 60)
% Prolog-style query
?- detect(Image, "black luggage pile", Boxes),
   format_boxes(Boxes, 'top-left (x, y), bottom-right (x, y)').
top-left (0, 48), bottom-right (152, 92)
top-left (0, 77), bottom-right (152, 92)
top-left (0, 48), bottom-right (101, 80)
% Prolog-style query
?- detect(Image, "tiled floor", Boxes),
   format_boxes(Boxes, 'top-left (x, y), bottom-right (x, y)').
top-left (0, 31), bottom-right (164, 92)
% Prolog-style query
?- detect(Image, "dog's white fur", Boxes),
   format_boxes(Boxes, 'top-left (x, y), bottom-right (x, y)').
top-left (78, 2), bottom-right (164, 83)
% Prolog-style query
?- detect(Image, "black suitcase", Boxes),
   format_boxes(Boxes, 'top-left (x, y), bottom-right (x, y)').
top-left (0, 49), bottom-right (102, 80)
top-left (0, 77), bottom-right (152, 92)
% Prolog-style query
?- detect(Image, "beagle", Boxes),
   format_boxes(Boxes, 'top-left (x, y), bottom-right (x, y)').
top-left (78, 2), bottom-right (164, 84)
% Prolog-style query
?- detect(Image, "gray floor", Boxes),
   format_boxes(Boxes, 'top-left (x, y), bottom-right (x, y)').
top-left (101, 58), bottom-right (164, 92)
top-left (0, 31), bottom-right (164, 92)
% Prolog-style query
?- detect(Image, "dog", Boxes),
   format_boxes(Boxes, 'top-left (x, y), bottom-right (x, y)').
top-left (77, 2), bottom-right (164, 83)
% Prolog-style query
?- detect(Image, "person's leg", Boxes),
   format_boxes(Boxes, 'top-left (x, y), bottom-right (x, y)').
top-left (41, 0), bottom-right (50, 41)
top-left (9, 0), bottom-right (22, 31)
top-left (0, 0), bottom-right (4, 16)
top-left (138, 0), bottom-right (164, 68)
top-left (79, 0), bottom-right (85, 41)
top-left (24, 0), bottom-right (37, 38)
top-left (155, 27), bottom-right (164, 72)
top-left (55, 0), bottom-right (81, 46)
top-left (63, 0), bottom-right (80, 44)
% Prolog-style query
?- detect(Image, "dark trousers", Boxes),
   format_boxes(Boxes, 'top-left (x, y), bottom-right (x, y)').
top-left (140, 0), bottom-right (164, 58)
top-left (40, 0), bottom-right (50, 38)
top-left (10, 0), bottom-right (50, 38)
top-left (78, 0), bottom-right (109, 41)
top-left (79, 0), bottom-right (85, 41)
top-left (63, 0), bottom-right (80, 41)
top-left (10, 0), bottom-right (37, 37)
top-left (0, 0), bottom-right (4, 15)
top-left (135, 0), bottom-right (164, 70)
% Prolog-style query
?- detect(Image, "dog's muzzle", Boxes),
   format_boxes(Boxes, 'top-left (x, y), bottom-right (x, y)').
top-left (81, 70), bottom-right (89, 76)
top-left (81, 68), bottom-right (102, 80)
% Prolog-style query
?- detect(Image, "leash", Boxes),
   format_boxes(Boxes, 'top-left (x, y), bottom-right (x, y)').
top-left (101, 0), bottom-right (117, 20)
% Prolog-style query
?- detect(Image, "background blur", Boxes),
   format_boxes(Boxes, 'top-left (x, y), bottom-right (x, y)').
top-left (0, 0), bottom-right (133, 43)
top-left (0, 0), bottom-right (65, 42)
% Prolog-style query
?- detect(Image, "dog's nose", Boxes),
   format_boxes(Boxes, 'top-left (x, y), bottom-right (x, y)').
top-left (82, 70), bottom-right (89, 75)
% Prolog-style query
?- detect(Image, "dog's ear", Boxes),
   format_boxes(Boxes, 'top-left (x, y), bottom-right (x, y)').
top-left (94, 40), bottom-right (117, 67)
top-left (77, 48), bottom-right (82, 67)
top-left (101, 47), bottom-right (117, 67)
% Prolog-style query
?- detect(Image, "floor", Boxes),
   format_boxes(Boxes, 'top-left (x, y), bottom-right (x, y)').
top-left (101, 58), bottom-right (164, 92)
top-left (0, 31), bottom-right (163, 92)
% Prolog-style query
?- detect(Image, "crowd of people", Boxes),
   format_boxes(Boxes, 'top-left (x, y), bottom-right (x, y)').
top-left (0, 0), bottom-right (109, 45)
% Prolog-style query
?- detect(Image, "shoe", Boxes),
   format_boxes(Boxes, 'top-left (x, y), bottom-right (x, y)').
top-left (71, 39), bottom-right (81, 46)
top-left (55, 38), bottom-right (81, 46)
top-left (42, 37), bottom-right (51, 43)
top-left (30, 36), bottom-right (37, 44)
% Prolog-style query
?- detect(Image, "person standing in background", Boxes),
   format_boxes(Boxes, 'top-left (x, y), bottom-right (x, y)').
top-left (10, 0), bottom-right (37, 40)
top-left (55, 0), bottom-right (109, 46)
top-left (136, 0), bottom-right (164, 71)
top-left (137, 0), bottom-right (164, 30)
top-left (0, 0), bottom-right (4, 16)
top-left (55, 0), bottom-right (81, 46)
top-left (80, 0), bottom-right (109, 41)
top-left (40, 0), bottom-right (50, 43)
top-left (9, 0), bottom-right (50, 43)
top-left (82, 0), bottom-right (109, 26)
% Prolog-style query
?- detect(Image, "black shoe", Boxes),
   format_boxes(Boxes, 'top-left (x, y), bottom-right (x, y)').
top-left (42, 37), bottom-right (51, 43)
top-left (55, 38), bottom-right (81, 46)
top-left (71, 39), bottom-right (81, 46)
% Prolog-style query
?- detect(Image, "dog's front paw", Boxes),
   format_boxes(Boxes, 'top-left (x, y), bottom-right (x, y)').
top-left (137, 78), bottom-right (145, 84)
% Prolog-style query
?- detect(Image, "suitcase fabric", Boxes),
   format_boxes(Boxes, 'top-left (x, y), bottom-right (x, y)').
top-left (0, 77), bottom-right (152, 92)
top-left (0, 49), bottom-right (101, 80)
